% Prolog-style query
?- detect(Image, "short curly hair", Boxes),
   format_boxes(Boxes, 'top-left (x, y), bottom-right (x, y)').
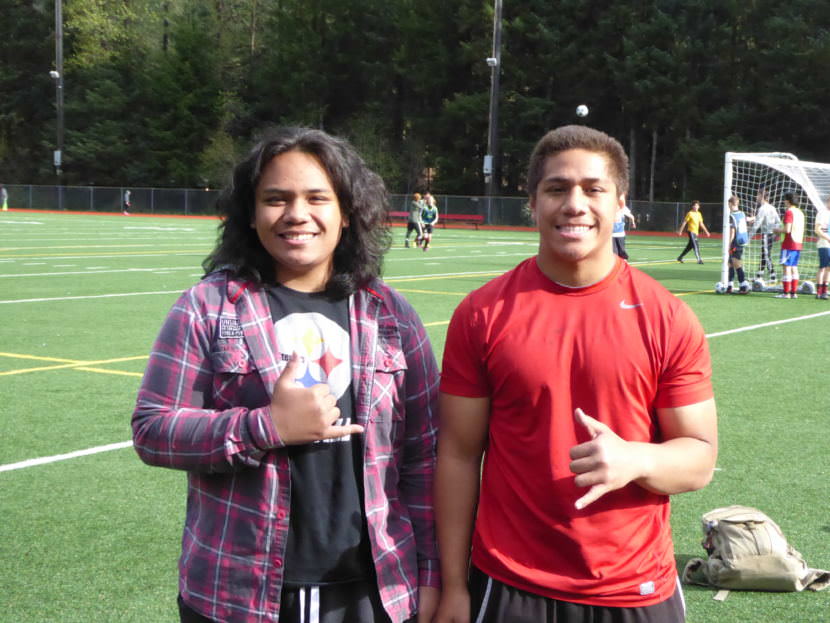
top-left (203, 127), bottom-right (391, 298)
top-left (526, 125), bottom-right (629, 197)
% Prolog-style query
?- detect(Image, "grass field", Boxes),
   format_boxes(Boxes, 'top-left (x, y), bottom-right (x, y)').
top-left (1, 211), bottom-right (828, 623)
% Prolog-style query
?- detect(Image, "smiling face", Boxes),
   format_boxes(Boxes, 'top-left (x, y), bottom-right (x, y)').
top-left (530, 148), bottom-right (625, 286)
top-left (252, 150), bottom-right (347, 292)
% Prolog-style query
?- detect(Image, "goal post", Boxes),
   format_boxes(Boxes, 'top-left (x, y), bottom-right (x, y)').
top-left (721, 152), bottom-right (830, 293)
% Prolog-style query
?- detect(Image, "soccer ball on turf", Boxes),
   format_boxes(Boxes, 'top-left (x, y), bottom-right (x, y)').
top-left (715, 282), bottom-right (729, 294)
top-left (576, 104), bottom-right (589, 117)
top-left (752, 278), bottom-right (765, 292)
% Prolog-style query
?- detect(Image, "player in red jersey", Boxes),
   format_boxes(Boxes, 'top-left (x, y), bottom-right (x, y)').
top-left (774, 193), bottom-right (805, 299)
top-left (434, 125), bottom-right (718, 623)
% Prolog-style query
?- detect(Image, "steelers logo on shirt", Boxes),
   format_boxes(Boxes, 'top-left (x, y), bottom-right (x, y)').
top-left (273, 312), bottom-right (351, 400)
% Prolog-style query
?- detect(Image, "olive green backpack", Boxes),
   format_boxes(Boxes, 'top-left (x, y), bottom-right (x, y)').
top-left (682, 505), bottom-right (830, 600)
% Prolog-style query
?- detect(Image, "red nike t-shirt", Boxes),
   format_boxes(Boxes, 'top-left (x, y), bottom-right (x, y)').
top-left (441, 257), bottom-right (712, 607)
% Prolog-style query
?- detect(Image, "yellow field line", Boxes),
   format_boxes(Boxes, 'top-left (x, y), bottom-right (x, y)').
top-left (0, 351), bottom-right (79, 364)
top-left (0, 353), bottom-right (147, 377)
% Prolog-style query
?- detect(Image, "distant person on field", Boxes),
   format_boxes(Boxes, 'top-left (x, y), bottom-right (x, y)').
top-left (405, 192), bottom-right (425, 247)
top-left (774, 192), bottom-right (805, 299)
top-left (123, 189), bottom-right (131, 215)
top-left (814, 198), bottom-right (830, 300)
top-left (676, 200), bottom-right (710, 264)
top-left (0, 184), bottom-right (8, 211)
top-left (434, 125), bottom-right (717, 623)
top-left (611, 202), bottom-right (636, 260)
top-left (726, 195), bottom-right (752, 294)
top-left (750, 187), bottom-right (781, 282)
top-left (420, 192), bottom-right (439, 251)
top-left (132, 127), bottom-right (440, 623)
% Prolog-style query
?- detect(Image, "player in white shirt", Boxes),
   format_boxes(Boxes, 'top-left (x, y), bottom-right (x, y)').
top-left (611, 204), bottom-right (636, 260)
top-left (750, 188), bottom-right (781, 282)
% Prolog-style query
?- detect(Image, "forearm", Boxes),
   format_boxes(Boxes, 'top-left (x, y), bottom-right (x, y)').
top-left (435, 451), bottom-right (481, 590)
top-left (632, 436), bottom-right (716, 495)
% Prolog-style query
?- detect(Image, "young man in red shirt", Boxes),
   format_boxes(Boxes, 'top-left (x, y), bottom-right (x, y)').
top-left (434, 125), bottom-right (718, 623)
top-left (774, 192), bottom-right (805, 299)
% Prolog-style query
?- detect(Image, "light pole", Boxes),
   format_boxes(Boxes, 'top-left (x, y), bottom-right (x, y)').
top-left (483, 0), bottom-right (503, 221)
top-left (53, 0), bottom-right (65, 209)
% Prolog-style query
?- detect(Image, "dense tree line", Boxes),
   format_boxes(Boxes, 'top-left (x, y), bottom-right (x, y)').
top-left (1, 0), bottom-right (829, 200)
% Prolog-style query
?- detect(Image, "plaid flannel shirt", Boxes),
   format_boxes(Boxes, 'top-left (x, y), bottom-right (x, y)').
top-left (132, 271), bottom-right (440, 623)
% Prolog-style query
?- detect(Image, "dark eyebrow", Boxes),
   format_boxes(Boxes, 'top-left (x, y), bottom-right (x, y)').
top-left (541, 176), bottom-right (605, 185)
top-left (258, 187), bottom-right (333, 195)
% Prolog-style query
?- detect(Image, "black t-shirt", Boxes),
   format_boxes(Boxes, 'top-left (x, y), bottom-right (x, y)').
top-left (266, 285), bottom-right (372, 586)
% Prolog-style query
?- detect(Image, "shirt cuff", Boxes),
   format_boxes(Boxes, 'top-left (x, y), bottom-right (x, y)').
top-left (248, 406), bottom-right (286, 450)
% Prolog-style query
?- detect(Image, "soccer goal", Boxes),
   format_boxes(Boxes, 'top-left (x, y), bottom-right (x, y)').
top-left (721, 152), bottom-right (830, 293)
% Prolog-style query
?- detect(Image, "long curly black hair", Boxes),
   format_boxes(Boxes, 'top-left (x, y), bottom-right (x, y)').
top-left (203, 127), bottom-right (392, 298)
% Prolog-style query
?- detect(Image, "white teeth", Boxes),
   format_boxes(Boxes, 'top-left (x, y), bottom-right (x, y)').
top-left (559, 225), bottom-right (591, 233)
top-left (282, 233), bottom-right (315, 240)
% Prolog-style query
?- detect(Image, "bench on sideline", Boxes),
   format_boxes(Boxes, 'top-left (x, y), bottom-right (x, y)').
top-left (388, 211), bottom-right (485, 230)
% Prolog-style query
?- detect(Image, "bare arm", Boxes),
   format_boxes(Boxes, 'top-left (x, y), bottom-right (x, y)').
top-left (569, 398), bottom-right (717, 509)
top-left (433, 394), bottom-right (490, 623)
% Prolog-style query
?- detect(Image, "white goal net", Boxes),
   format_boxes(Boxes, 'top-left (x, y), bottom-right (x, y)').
top-left (722, 152), bottom-right (830, 292)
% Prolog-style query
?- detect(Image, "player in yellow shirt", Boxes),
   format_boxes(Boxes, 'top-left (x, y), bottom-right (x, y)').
top-left (676, 200), bottom-right (710, 264)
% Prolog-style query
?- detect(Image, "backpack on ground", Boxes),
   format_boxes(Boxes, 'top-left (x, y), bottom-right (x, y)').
top-left (682, 505), bottom-right (830, 597)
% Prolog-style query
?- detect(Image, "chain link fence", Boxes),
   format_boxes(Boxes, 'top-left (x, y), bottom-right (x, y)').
top-left (2, 183), bottom-right (723, 233)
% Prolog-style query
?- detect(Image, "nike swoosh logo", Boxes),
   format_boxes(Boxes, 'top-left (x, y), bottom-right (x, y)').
top-left (620, 300), bottom-right (643, 309)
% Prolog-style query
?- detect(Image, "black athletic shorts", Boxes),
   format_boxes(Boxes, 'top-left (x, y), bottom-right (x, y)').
top-left (178, 580), bottom-right (413, 623)
top-left (730, 244), bottom-right (744, 260)
top-left (469, 565), bottom-right (686, 623)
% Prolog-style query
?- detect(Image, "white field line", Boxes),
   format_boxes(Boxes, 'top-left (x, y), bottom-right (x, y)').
top-left (1, 297), bottom-right (828, 474)
top-left (704, 309), bottom-right (830, 338)
top-left (0, 290), bottom-right (185, 304)
top-left (0, 252), bottom-right (204, 262)
top-left (0, 267), bottom-right (193, 278)
top-left (0, 441), bottom-right (134, 473)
